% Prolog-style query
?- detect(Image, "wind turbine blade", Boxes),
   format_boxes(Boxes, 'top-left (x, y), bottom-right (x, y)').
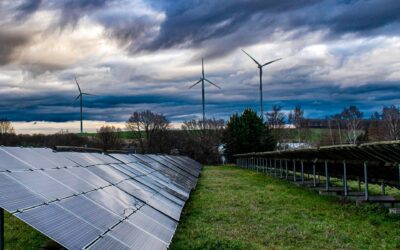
top-left (261, 58), bottom-right (282, 67)
top-left (202, 58), bottom-right (204, 77)
top-left (82, 93), bottom-right (97, 96)
top-left (74, 94), bottom-right (81, 101)
top-left (75, 77), bottom-right (82, 93)
top-left (189, 79), bottom-right (202, 89)
top-left (204, 78), bottom-right (221, 89)
top-left (241, 49), bottom-right (261, 66)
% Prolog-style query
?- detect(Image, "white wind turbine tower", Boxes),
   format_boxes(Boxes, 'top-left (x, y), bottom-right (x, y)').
top-left (189, 58), bottom-right (221, 127)
top-left (74, 77), bottom-right (95, 134)
top-left (242, 49), bottom-right (282, 119)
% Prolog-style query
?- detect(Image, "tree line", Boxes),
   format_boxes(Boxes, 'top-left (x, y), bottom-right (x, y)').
top-left (1, 104), bottom-right (400, 164)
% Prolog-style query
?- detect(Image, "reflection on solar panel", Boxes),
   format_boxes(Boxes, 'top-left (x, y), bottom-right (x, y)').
top-left (0, 147), bottom-right (202, 249)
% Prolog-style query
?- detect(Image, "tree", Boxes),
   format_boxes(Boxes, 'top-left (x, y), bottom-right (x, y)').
top-left (267, 105), bottom-right (286, 142)
top-left (126, 110), bottom-right (169, 153)
top-left (382, 105), bottom-right (400, 140)
top-left (181, 118), bottom-right (225, 164)
top-left (0, 118), bottom-right (15, 134)
top-left (288, 105), bottom-right (304, 143)
top-left (341, 105), bottom-right (363, 144)
top-left (223, 108), bottom-right (276, 162)
top-left (97, 125), bottom-right (122, 151)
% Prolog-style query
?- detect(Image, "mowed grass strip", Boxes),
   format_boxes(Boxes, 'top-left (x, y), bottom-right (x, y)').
top-left (170, 165), bottom-right (400, 250)
top-left (4, 211), bottom-right (49, 250)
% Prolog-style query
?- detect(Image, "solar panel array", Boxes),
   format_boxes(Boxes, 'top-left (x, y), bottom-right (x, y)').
top-left (0, 147), bottom-right (201, 249)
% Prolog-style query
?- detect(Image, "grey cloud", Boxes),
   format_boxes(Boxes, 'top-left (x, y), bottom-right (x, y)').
top-left (0, 30), bottom-right (31, 65)
top-left (15, 0), bottom-right (42, 21)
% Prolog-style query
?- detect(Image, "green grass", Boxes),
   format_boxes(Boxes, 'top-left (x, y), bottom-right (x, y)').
top-left (3, 165), bottom-right (400, 249)
top-left (170, 165), bottom-right (400, 250)
top-left (4, 211), bottom-right (49, 250)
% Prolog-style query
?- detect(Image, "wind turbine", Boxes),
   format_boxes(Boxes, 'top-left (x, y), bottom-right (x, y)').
top-left (242, 49), bottom-right (282, 119)
top-left (74, 77), bottom-right (94, 134)
top-left (189, 58), bottom-right (221, 126)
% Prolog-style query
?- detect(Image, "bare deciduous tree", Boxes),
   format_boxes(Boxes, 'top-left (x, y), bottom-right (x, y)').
top-left (382, 105), bottom-right (400, 140)
top-left (97, 125), bottom-right (122, 151)
top-left (267, 105), bottom-right (285, 128)
top-left (288, 105), bottom-right (304, 143)
top-left (181, 118), bottom-right (225, 164)
top-left (126, 110), bottom-right (169, 153)
top-left (0, 118), bottom-right (15, 134)
top-left (267, 105), bottom-right (286, 142)
top-left (341, 105), bottom-right (363, 144)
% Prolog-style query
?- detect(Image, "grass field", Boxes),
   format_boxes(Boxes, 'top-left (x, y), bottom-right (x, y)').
top-left (170, 165), bottom-right (400, 250)
top-left (3, 211), bottom-right (49, 250)
top-left (3, 165), bottom-right (400, 249)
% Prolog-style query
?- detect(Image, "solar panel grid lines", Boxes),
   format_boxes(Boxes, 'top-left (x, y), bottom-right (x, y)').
top-left (157, 155), bottom-right (200, 177)
top-left (143, 155), bottom-right (197, 180)
top-left (120, 155), bottom-right (194, 193)
top-left (138, 159), bottom-right (195, 190)
top-left (0, 147), bottom-right (201, 249)
top-left (149, 155), bottom-right (198, 181)
top-left (16, 204), bottom-right (103, 249)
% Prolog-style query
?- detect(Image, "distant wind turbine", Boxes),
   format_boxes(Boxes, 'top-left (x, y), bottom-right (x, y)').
top-left (74, 77), bottom-right (95, 134)
top-left (189, 58), bottom-right (221, 126)
top-left (242, 49), bottom-right (282, 119)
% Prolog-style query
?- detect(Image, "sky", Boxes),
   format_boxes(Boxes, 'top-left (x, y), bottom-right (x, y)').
top-left (0, 0), bottom-right (400, 133)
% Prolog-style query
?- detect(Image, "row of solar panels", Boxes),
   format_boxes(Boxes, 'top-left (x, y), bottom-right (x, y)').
top-left (235, 141), bottom-right (400, 164)
top-left (0, 147), bottom-right (201, 249)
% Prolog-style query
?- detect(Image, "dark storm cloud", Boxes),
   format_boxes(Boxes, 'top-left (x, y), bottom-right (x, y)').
top-left (2, 81), bottom-right (400, 122)
top-left (142, 0), bottom-right (319, 53)
top-left (57, 0), bottom-right (114, 27)
top-left (328, 0), bottom-right (400, 34)
top-left (1, 0), bottom-right (400, 124)
top-left (140, 0), bottom-right (400, 56)
top-left (0, 31), bottom-right (31, 65)
top-left (9, 0), bottom-right (400, 56)
top-left (15, 0), bottom-right (42, 21)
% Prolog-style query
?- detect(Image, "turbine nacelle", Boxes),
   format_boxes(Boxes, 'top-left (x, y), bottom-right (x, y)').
top-left (242, 49), bottom-right (282, 69)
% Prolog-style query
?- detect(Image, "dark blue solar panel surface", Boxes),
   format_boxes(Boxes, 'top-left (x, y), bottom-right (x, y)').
top-left (0, 146), bottom-right (201, 250)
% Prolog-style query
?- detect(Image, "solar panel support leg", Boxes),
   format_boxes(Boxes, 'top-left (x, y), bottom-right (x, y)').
top-left (325, 160), bottom-right (330, 192)
top-left (285, 159), bottom-right (288, 179)
top-left (264, 159), bottom-right (267, 174)
top-left (0, 207), bottom-right (4, 250)
top-left (381, 182), bottom-right (385, 195)
top-left (313, 163), bottom-right (316, 187)
top-left (343, 160), bottom-right (348, 196)
top-left (269, 159), bottom-right (272, 174)
top-left (293, 160), bottom-right (296, 182)
top-left (364, 162), bottom-right (369, 201)
top-left (398, 164), bottom-right (400, 188)
top-left (280, 160), bottom-right (283, 178)
top-left (274, 159), bottom-right (277, 177)
top-left (301, 160), bottom-right (304, 185)
top-left (256, 159), bottom-right (258, 172)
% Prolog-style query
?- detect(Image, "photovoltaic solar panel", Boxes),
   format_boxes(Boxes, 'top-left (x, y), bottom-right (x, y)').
top-left (0, 173), bottom-right (46, 212)
top-left (44, 169), bottom-right (95, 193)
top-left (8, 171), bottom-right (76, 201)
top-left (0, 146), bottom-right (202, 249)
top-left (0, 148), bottom-right (31, 171)
top-left (59, 196), bottom-right (121, 231)
top-left (16, 204), bottom-right (102, 249)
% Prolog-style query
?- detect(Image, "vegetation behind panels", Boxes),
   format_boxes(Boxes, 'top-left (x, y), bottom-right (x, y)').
top-left (1, 104), bottom-right (400, 164)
